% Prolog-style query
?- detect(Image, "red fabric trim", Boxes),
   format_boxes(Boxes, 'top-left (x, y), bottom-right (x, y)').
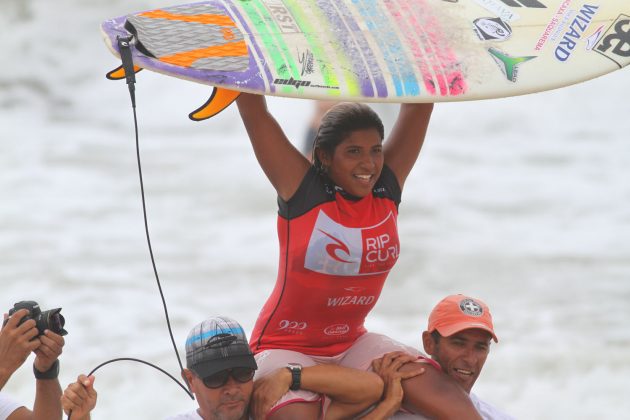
top-left (266, 396), bottom-right (324, 419)
top-left (417, 355), bottom-right (442, 371)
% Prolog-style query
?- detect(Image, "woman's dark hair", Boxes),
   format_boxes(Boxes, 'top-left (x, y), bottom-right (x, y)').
top-left (312, 103), bottom-right (384, 173)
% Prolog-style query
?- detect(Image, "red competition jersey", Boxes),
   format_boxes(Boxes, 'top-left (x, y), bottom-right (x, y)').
top-left (250, 166), bottom-right (402, 356)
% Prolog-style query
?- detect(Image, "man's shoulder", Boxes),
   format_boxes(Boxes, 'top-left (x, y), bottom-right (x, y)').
top-left (470, 392), bottom-right (516, 420)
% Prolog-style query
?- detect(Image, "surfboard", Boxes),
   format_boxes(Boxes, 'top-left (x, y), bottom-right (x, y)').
top-left (101, 0), bottom-right (630, 119)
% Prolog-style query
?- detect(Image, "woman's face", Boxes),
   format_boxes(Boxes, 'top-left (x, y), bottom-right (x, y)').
top-left (320, 128), bottom-right (384, 197)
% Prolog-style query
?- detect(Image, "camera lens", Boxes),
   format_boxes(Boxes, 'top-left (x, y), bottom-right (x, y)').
top-left (49, 313), bottom-right (65, 334)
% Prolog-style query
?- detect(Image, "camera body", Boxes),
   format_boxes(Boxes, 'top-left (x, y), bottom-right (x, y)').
top-left (3, 301), bottom-right (68, 337)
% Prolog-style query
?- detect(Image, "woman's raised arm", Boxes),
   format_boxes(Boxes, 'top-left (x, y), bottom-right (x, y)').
top-left (236, 93), bottom-right (311, 201)
top-left (384, 103), bottom-right (434, 189)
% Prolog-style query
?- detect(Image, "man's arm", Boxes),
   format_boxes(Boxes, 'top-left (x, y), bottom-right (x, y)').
top-left (1, 317), bottom-right (64, 420)
top-left (30, 330), bottom-right (64, 420)
top-left (236, 93), bottom-right (311, 201)
top-left (252, 364), bottom-right (384, 420)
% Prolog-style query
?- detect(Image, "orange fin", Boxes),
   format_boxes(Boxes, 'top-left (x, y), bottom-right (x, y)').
top-left (189, 88), bottom-right (241, 121)
top-left (106, 64), bottom-right (143, 80)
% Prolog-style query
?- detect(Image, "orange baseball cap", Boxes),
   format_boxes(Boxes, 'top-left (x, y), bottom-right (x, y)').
top-left (427, 294), bottom-right (498, 342)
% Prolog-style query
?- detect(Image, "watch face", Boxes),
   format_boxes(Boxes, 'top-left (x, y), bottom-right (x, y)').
top-left (287, 363), bottom-right (302, 371)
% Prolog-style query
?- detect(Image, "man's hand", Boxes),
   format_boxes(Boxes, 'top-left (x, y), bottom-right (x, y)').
top-left (0, 310), bottom-right (40, 387)
top-left (33, 329), bottom-right (64, 373)
top-left (251, 368), bottom-right (291, 420)
top-left (61, 374), bottom-right (97, 420)
top-left (367, 352), bottom-right (426, 418)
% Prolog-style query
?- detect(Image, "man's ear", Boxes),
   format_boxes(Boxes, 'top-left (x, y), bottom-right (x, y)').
top-left (422, 331), bottom-right (436, 356)
top-left (182, 368), bottom-right (195, 392)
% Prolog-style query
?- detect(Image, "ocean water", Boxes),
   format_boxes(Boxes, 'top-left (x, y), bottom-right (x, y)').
top-left (1, 1), bottom-right (629, 418)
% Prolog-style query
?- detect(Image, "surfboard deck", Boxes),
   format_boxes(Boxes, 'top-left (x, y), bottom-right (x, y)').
top-left (101, 1), bottom-right (630, 104)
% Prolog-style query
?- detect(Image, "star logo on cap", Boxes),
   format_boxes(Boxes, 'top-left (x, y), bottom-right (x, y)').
top-left (459, 298), bottom-right (483, 317)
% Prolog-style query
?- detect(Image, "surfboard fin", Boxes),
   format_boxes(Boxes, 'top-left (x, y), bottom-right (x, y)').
top-left (106, 64), bottom-right (143, 80)
top-left (189, 88), bottom-right (241, 121)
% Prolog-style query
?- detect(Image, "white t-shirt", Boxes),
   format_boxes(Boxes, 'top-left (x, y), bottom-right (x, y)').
top-left (0, 392), bottom-right (23, 420)
top-left (164, 410), bottom-right (203, 420)
top-left (470, 393), bottom-right (515, 420)
top-left (391, 392), bottom-right (515, 420)
top-left (165, 410), bottom-right (253, 420)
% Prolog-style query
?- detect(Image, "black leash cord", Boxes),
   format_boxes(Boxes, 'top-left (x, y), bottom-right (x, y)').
top-left (67, 358), bottom-right (192, 419)
top-left (66, 36), bottom-right (194, 420)
top-left (129, 77), bottom-right (192, 398)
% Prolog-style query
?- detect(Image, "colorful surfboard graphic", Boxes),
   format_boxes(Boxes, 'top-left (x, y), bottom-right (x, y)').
top-left (103, 0), bottom-right (468, 104)
top-left (101, 0), bottom-right (628, 119)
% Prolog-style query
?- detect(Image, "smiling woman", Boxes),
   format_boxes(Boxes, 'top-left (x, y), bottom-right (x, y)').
top-left (317, 126), bottom-right (384, 198)
top-left (230, 93), bottom-right (485, 419)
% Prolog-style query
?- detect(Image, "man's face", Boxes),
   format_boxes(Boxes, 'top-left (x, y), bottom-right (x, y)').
top-left (423, 329), bottom-right (492, 393)
top-left (184, 369), bottom-right (253, 420)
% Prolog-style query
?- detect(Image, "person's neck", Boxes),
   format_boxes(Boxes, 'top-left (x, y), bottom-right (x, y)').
top-left (198, 408), bottom-right (249, 420)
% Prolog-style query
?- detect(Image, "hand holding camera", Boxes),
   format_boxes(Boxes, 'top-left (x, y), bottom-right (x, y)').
top-left (0, 308), bottom-right (40, 382)
top-left (1, 301), bottom-right (67, 382)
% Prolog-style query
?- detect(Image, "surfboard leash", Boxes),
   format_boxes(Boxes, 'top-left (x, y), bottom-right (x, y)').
top-left (66, 35), bottom-right (194, 420)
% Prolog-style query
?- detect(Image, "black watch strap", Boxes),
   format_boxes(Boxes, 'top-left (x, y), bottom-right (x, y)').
top-left (287, 363), bottom-right (302, 391)
top-left (33, 360), bottom-right (59, 380)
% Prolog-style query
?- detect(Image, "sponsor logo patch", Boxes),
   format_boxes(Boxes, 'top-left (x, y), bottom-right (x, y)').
top-left (594, 15), bottom-right (630, 68)
top-left (553, 4), bottom-right (599, 62)
top-left (327, 295), bottom-right (376, 307)
top-left (534, 0), bottom-right (573, 51)
top-left (498, 0), bottom-right (546, 8)
top-left (473, 17), bottom-right (512, 41)
top-left (459, 299), bottom-right (483, 316)
top-left (262, 0), bottom-right (300, 33)
top-left (488, 47), bottom-right (536, 82)
top-left (278, 320), bottom-right (307, 334)
top-left (471, 0), bottom-right (521, 22)
top-left (324, 324), bottom-right (350, 336)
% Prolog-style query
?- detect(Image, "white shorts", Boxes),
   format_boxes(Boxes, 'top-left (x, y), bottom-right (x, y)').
top-left (254, 332), bottom-right (424, 414)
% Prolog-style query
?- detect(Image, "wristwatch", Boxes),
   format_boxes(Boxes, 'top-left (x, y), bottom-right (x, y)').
top-left (33, 360), bottom-right (59, 380)
top-left (286, 363), bottom-right (302, 391)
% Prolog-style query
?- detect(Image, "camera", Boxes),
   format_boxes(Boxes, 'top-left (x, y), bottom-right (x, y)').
top-left (3, 301), bottom-right (68, 337)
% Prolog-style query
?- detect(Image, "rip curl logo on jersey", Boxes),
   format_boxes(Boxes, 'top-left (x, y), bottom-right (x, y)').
top-left (324, 324), bottom-right (350, 336)
top-left (304, 210), bottom-right (399, 276)
top-left (459, 299), bottom-right (483, 317)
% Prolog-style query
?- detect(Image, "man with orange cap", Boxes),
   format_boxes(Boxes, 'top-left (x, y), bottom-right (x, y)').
top-left (368, 294), bottom-right (514, 419)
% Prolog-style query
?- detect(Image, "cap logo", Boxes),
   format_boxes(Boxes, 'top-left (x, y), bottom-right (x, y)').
top-left (205, 333), bottom-right (237, 349)
top-left (459, 298), bottom-right (483, 317)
